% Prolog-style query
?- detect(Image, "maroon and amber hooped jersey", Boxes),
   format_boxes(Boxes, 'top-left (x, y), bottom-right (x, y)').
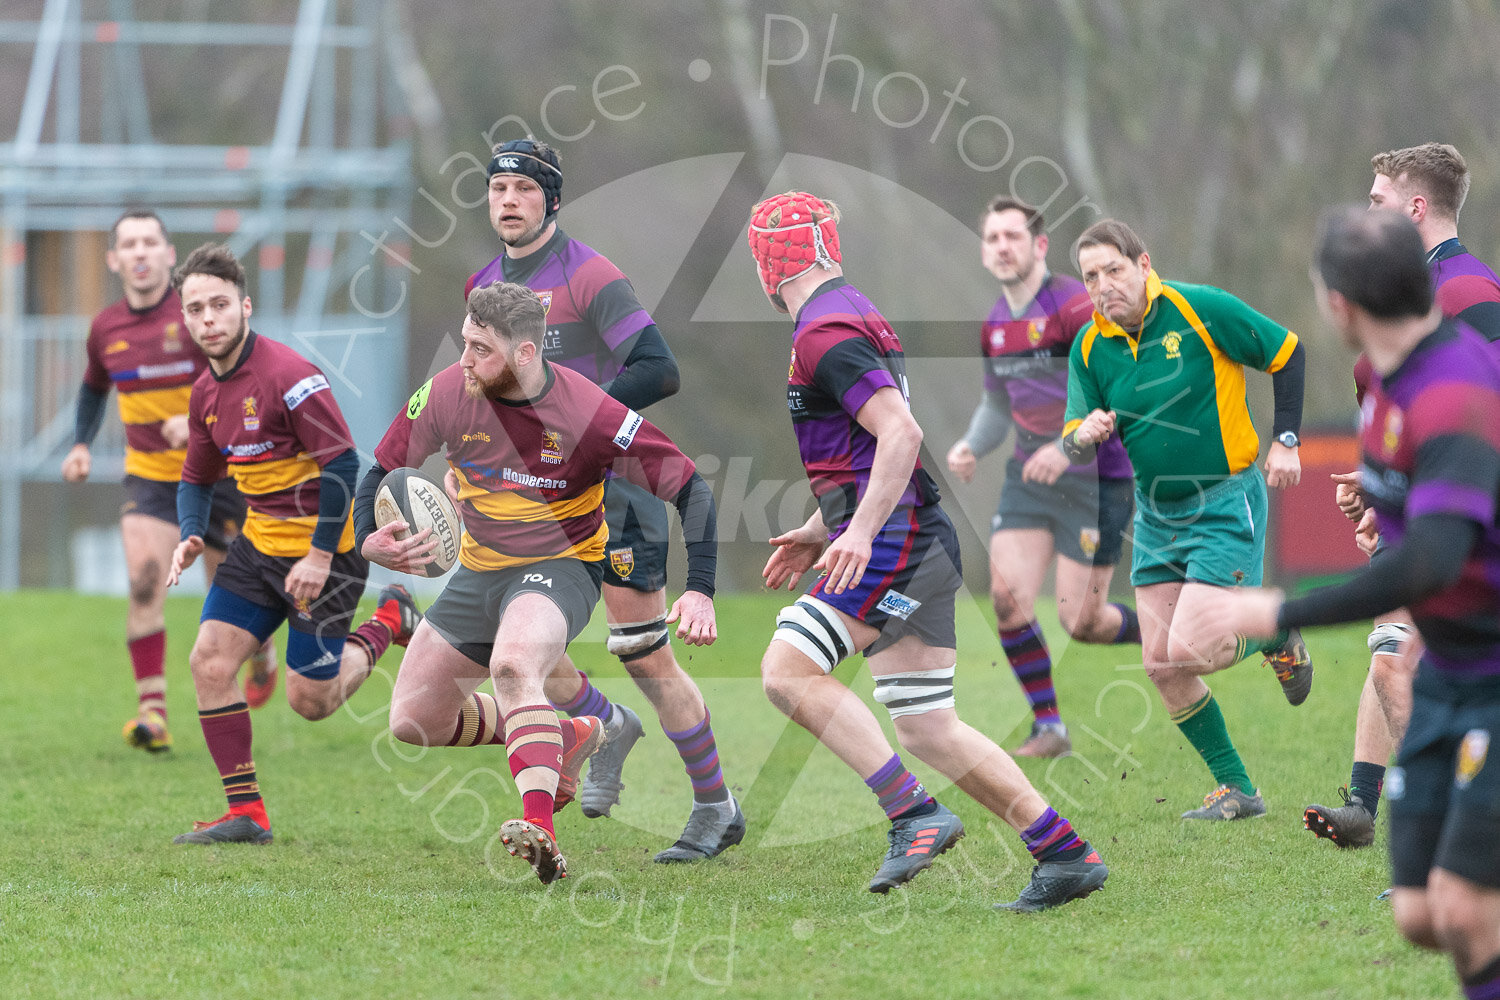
top-left (787, 278), bottom-right (940, 535)
top-left (1359, 321), bottom-right (1500, 676)
top-left (180, 333), bottom-right (356, 557)
top-left (374, 362), bottom-right (695, 572)
top-left (82, 288), bottom-right (208, 481)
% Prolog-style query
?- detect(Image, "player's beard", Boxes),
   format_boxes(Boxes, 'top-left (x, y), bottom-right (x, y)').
top-left (464, 366), bottom-right (520, 400)
top-left (501, 216), bottom-right (549, 250)
top-left (204, 315), bottom-right (249, 361)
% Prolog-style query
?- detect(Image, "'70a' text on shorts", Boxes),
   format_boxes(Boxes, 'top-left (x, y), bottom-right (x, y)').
top-left (808, 504), bottom-right (963, 658)
top-left (424, 557), bottom-right (606, 667)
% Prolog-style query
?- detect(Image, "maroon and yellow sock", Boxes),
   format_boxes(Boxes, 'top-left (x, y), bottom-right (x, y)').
top-left (128, 630), bottom-right (167, 722)
top-left (448, 692), bottom-right (506, 747)
top-left (503, 704), bottom-right (563, 837)
top-left (199, 702), bottom-right (263, 819)
top-left (346, 618), bottom-right (394, 667)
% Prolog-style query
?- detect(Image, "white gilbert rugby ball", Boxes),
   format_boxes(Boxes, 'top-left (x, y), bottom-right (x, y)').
top-left (374, 468), bottom-right (461, 576)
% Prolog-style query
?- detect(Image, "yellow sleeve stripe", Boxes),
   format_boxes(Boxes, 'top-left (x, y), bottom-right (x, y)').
top-left (230, 455), bottom-right (322, 496)
top-left (124, 448), bottom-right (186, 481)
top-left (117, 385), bottom-right (193, 425)
top-left (466, 481), bottom-right (605, 524)
top-left (1063, 418), bottom-right (1084, 436)
top-left (1267, 331), bottom-right (1299, 373)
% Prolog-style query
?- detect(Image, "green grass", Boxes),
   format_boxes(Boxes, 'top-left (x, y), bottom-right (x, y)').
top-left (0, 589), bottom-right (1454, 999)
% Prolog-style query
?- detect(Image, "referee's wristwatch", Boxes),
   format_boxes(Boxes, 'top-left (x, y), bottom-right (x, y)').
top-left (1275, 431), bottom-right (1300, 449)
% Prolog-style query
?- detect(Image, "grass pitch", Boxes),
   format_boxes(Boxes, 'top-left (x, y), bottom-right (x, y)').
top-left (0, 589), bottom-right (1454, 999)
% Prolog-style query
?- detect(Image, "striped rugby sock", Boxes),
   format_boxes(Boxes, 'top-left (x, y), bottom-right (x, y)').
top-left (866, 753), bottom-right (932, 820)
top-left (199, 702), bottom-right (261, 813)
top-left (1001, 621), bottom-right (1060, 724)
top-left (664, 710), bottom-right (729, 804)
top-left (1021, 806), bottom-right (1086, 863)
top-left (502, 704), bottom-right (563, 837)
top-left (128, 630), bottom-right (167, 722)
top-left (553, 670), bottom-right (616, 726)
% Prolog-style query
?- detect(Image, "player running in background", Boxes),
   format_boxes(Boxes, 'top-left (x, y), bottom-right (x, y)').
top-left (166, 243), bottom-right (417, 845)
top-left (945, 196), bottom-right (1140, 758)
top-left (750, 191), bottom-right (1109, 911)
top-left (1207, 207), bottom-right (1500, 1000)
top-left (1306, 142), bottom-right (1500, 850)
top-left (1062, 218), bottom-right (1312, 821)
top-left (356, 281), bottom-right (722, 884)
top-left (465, 138), bottom-right (742, 862)
top-left (61, 210), bottom-right (274, 754)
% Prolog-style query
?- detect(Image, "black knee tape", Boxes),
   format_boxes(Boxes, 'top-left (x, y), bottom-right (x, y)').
top-left (616, 631), bottom-right (669, 663)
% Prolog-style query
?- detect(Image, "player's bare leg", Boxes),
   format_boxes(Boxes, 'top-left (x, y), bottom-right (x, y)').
top-left (490, 593), bottom-right (574, 883)
top-left (200, 541), bottom-right (279, 709)
top-left (602, 585), bottom-right (705, 730)
top-left (761, 641), bottom-right (903, 777)
top-left (1371, 609), bottom-right (1420, 738)
top-left (120, 513), bottom-right (179, 749)
top-left (1394, 871), bottom-right (1500, 990)
top-left (990, 529), bottom-right (1071, 756)
top-left (1055, 555), bottom-right (1130, 643)
top-left (1138, 582), bottom-right (1263, 819)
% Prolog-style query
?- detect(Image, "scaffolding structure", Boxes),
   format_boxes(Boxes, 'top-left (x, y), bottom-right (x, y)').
top-left (0, 0), bottom-right (416, 589)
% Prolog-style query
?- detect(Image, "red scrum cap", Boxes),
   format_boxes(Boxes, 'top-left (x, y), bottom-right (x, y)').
top-left (747, 191), bottom-right (842, 310)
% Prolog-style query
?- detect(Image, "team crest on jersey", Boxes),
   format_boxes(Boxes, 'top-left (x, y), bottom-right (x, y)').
top-left (1382, 408), bottom-right (1403, 458)
top-left (162, 322), bottom-right (183, 353)
top-left (540, 429), bottom-right (564, 465)
top-left (788, 348), bottom-right (797, 381)
top-left (106, 339), bottom-right (130, 355)
top-left (609, 547), bottom-right (635, 578)
top-left (242, 395), bottom-right (259, 431)
top-left (1079, 528), bottom-right (1101, 558)
top-left (1456, 729), bottom-right (1490, 789)
top-left (1162, 330), bottom-right (1182, 359)
top-left (537, 290), bottom-right (552, 316)
top-left (1026, 321), bottom-right (1043, 347)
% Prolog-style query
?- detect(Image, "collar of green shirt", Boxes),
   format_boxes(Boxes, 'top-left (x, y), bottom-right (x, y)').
top-left (1090, 269), bottom-right (1165, 344)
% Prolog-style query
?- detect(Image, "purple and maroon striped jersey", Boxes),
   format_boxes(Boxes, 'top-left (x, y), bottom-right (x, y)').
top-left (373, 362), bottom-right (695, 572)
top-left (83, 289), bottom-right (208, 481)
top-left (1359, 321), bottom-right (1500, 676)
top-left (787, 278), bottom-right (940, 536)
top-left (466, 228), bottom-right (653, 386)
top-left (980, 273), bottom-right (1132, 479)
top-left (181, 333), bottom-right (356, 557)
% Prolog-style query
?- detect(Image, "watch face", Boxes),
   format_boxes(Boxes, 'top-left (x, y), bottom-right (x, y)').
top-left (1278, 432), bottom-right (1299, 448)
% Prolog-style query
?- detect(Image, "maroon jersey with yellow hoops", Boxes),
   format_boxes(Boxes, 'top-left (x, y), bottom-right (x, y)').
top-left (180, 332), bottom-right (356, 557)
top-left (82, 288), bottom-right (208, 481)
top-left (373, 361), bottom-right (695, 572)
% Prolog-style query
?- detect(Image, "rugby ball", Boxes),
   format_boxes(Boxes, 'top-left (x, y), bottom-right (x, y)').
top-left (374, 468), bottom-right (462, 576)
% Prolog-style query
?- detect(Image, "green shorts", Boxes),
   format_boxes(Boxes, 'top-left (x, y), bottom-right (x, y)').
top-left (1130, 465), bottom-right (1267, 588)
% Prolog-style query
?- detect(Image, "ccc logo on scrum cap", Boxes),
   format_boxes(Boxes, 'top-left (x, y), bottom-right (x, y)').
top-left (496, 156), bottom-right (519, 169)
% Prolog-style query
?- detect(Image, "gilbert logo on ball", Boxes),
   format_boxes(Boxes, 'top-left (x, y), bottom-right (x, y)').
top-left (374, 468), bottom-right (461, 576)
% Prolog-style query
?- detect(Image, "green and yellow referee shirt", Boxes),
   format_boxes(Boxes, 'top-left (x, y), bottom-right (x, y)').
top-left (1063, 270), bottom-right (1298, 504)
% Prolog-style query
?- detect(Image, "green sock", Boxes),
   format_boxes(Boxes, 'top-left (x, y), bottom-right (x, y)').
top-left (1171, 691), bottom-right (1255, 795)
top-left (1230, 629), bottom-right (1290, 665)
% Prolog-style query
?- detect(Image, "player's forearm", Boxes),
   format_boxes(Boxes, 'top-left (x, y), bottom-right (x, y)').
top-left (352, 462), bottom-right (389, 553)
top-left (1278, 513), bottom-right (1477, 629)
top-left (962, 389), bottom-right (1013, 459)
top-left (1270, 342), bottom-right (1306, 438)
top-left (74, 384), bottom-right (108, 446)
top-left (672, 471), bottom-right (718, 598)
top-left (310, 449), bottom-right (360, 553)
top-left (176, 479), bottom-right (215, 541)
top-left (603, 325), bottom-right (680, 410)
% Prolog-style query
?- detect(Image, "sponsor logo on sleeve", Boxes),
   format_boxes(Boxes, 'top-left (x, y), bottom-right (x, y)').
top-left (283, 374), bottom-right (330, 411)
top-left (407, 379), bottom-right (433, 419)
top-left (613, 410), bottom-right (643, 449)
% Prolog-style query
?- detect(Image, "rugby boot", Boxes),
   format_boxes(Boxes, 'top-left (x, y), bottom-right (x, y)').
top-left (995, 843), bottom-right (1109, 912)
top-left (579, 704), bottom-right (644, 818)
top-left (1265, 628), bottom-right (1314, 706)
top-left (1303, 787), bottom-right (1375, 848)
top-left (376, 583), bottom-right (422, 647)
top-left (1014, 720), bottom-right (1072, 758)
top-left (1181, 784), bottom-right (1266, 821)
top-left (868, 802), bottom-right (965, 893)
top-left (173, 812), bottom-right (272, 845)
top-left (122, 709), bottom-right (172, 753)
top-left (654, 795), bottom-right (746, 863)
top-left (499, 819), bottom-right (568, 884)
top-left (554, 716), bottom-right (607, 813)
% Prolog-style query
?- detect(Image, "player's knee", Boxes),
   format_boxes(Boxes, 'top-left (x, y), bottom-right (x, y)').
top-left (875, 667), bottom-right (956, 739)
top-left (891, 704), bottom-right (957, 759)
top-left (1391, 893), bottom-right (1439, 950)
top-left (288, 686), bottom-right (335, 722)
top-left (187, 639), bottom-right (235, 685)
top-left (772, 598), bottom-right (854, 675)
top-left (129, 558), bottom-right (163, 606)
top-left (1429, 889), bottom-right (1490, 963)
top-left (989, 585), bottom-right (1024, 626)
top-left (1059, 600), bottom-right (1104, 641)
top-left (1367, 621), bottom-right (1413, 658)
top-left (607, 617), bottom-right (670, 664)
top-left (387, 704), bottom-right (434, 747)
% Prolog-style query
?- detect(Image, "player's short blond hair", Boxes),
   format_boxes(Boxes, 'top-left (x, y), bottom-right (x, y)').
top-left (466, 281), bottom-right (545, 346)
top-left (1371, 143), bottom-right (1471, 221)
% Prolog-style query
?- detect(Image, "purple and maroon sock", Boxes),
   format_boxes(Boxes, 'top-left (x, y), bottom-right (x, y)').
top-left (1001, 621), bottom-right (1060, 724)
top-left (553, 670), bottom-right (616, 725)
top-left (664, 710), bottom-right (729, 804)
top-left (866, 753), bottom-right (933, 820)
top-left (1021, 806), bottom-right (1087, 863)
